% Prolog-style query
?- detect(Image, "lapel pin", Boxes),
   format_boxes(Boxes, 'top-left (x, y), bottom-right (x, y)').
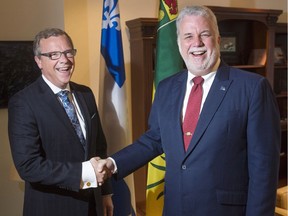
top-left (220, 86), bottom-right (226, 91)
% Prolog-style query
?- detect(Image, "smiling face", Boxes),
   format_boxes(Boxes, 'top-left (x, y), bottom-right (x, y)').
top-left (34, 35), bottom-right (75, 89)
top-left (177, 14), bottom-right (220, 76)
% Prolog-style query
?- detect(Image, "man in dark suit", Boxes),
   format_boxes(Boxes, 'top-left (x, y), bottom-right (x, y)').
top-left (8, 28), bottom-right (113, 216)
top-left (99, 6), bottom-right (281, 216)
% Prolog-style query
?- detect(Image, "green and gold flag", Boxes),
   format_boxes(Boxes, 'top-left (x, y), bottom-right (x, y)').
top-left (146, 1), bottom-right (182, 215)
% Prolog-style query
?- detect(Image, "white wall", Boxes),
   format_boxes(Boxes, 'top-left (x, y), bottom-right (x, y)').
top-left (0, 0), bottom-right (286, 215)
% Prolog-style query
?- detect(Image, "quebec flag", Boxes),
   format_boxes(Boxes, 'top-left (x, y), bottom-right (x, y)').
top-left (99, 0), bottom-right (136, 215)
top-left (101, 0), bottom-right (125, 87)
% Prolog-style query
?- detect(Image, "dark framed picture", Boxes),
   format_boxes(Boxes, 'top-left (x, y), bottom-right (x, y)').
top-left (220, 32), bottom-right (240, 65)
top-left (0, 41), bottom-right (41, 108)
top-left (220, 33), bottom-right (237, 52)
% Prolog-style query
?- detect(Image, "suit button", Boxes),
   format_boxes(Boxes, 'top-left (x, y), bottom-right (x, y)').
top-left (182, 165), bottom-right (186, 170)
top-left (86, 182), bottom-right (91, 187)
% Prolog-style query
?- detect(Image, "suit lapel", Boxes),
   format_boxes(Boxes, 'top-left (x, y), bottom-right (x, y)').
top-left (38, 78), bottom-right (73, 128)
top-left (71, 86), bottom-right (90, 158)
top-left (186, 64), bottom-right (233, 154)
top-left (35, 78), bottom-right (81, 143)
top-left (170, 72), bottom-right (188, 157)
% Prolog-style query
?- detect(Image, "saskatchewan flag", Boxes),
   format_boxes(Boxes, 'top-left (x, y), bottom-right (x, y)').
top-left (146, 0), bottom-right (182, 215)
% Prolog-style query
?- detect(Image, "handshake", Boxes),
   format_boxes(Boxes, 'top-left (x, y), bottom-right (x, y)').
top-left (89, 157), bottom-right (115, 186)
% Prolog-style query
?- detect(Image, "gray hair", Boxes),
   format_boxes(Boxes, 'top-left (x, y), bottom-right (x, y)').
top-left (33, 28), bottom-right (74, 56)
top-left (176, 6), bottom-right (220, 37)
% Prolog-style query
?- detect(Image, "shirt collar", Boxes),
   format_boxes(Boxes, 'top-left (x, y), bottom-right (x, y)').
top-left (187, 58), bottom-right (220, 84)
top-left (42, 75), bottom-right (71, 94)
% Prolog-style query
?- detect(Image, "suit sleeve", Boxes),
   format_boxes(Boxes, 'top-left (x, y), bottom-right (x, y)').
top-left (246, 77), bottom-right (281, 216)
top-left (111, 84), bottom-right (164, 179)
top-left (83, 88), bottom-right (112, 195)
top-left (93, 107), bottom-right (113, 195)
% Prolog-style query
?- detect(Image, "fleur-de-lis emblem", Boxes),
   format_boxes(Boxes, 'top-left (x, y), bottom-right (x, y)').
top-left (102, 0), bottom-right (121, 30)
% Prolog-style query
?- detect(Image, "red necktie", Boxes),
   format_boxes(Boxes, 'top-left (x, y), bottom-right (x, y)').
top-left (182, 76), bottom-right (204, 151)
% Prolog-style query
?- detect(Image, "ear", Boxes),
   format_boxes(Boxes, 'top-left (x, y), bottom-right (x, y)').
top-left (177, 37), bottom-right (182, 53)
top-left (217, 35), bottom-right (221, 45)
top-left (34, 56), bottom-right (42, 70)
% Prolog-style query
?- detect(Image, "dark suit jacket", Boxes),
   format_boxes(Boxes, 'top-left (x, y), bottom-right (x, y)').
top-left (8, 77), bottom-right (112, 216)
top-left (112, 62), bottom-right (281, 216)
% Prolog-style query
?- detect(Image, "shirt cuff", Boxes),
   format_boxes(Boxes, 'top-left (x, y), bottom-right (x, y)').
top-left (108, 157), bottom-right (118, 174)
top-left (81, 161), bottom-right (97, 189)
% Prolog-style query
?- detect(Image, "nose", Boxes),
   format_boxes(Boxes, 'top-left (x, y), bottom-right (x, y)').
top-left (192, 36), bottom-right (204, 47)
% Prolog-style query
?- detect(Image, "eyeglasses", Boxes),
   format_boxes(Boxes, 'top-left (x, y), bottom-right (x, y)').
top-left (39, 49), bottom-right (77, 60)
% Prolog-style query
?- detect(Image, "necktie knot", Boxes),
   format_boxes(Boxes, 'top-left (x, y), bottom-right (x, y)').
top-left (193, 76), bottom-right (204, 85)
top-left (57, 90), bottom-right (69, 99)
top-left (57, 90), bottom-right (71, 106)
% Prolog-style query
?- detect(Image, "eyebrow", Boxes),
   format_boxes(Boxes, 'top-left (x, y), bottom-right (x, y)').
top-left (182, 30), bottom-right (210, 36)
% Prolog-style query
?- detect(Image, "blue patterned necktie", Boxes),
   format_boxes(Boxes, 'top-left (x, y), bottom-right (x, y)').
top-left (57, 90), bottom-right (86, 147)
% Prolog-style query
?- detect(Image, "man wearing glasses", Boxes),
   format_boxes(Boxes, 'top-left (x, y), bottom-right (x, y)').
top-left (8, 28), bottom-right (113, 216)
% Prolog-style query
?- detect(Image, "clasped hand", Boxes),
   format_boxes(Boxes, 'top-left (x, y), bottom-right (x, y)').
top-left (89, 157), bottom-right (114, 186)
